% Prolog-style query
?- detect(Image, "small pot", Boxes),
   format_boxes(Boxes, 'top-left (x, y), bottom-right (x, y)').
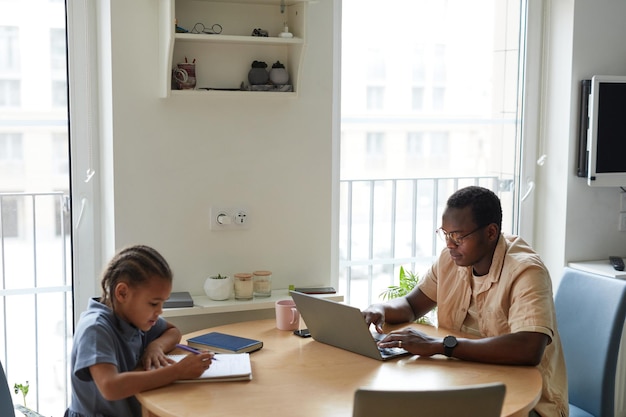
top-left (248, 60), bottom-right (269, 85)
top-left (204, 275), bottom-right (232, 301)
top-left (269, 61), bottom-right (289, 85)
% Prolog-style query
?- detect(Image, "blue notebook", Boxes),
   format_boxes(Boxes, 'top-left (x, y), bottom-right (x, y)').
top-left (186, 332), bottom-right (263, 354)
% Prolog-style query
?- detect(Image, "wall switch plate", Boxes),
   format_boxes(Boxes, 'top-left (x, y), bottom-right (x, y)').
top-left (620, 192), bottom-right (626, 212)
top-left (210, 206), bottom-right (250, 231)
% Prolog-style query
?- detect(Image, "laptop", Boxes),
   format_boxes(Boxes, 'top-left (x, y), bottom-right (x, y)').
top-left (290, 291), bottom-right (410, 361)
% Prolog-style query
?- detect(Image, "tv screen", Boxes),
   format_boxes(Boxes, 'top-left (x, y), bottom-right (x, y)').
top-left (581, 75), bottom-right (626, 187)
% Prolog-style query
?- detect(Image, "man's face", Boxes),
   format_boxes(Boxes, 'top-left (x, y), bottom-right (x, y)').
top-left (440, 206), bottom-right (495, 275)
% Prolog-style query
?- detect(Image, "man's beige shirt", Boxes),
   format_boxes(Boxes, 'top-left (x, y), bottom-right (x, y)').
top-left (419, 234), bottom-right (568, 417)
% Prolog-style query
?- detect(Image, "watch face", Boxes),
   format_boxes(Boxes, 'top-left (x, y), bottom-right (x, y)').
top-left (444, 335), bottom-right (457, 348)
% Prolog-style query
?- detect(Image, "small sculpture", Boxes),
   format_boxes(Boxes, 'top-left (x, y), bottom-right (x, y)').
top-left (269, 61), bottom-right (289, 85)
top-left (251, 28), bottom-right (269, 37)
top-left (248, 60), bottom-right (269, 85)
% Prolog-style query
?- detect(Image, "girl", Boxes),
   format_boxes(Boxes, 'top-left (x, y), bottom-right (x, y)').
top-left (67, 245), bottom-right (214, 417)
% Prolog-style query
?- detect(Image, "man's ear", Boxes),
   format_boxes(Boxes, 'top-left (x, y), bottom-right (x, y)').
top-left (114, 282), bottom-right (129, 302)
top-left (486, 223), bottom-right (500, 241)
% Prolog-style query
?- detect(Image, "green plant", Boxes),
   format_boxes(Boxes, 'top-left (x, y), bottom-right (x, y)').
top-left (211, 274), bottom-right (228, 279)
top-left (379, 266), bottom-right (420, 300)
top-left (379, 266), bottom-right (435, 325)
top-left (14, 381), bottom-right (29, 407)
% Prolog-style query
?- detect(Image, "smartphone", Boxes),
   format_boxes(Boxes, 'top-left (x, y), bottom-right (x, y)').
top-left (292, 287), bottom-right (336, 294)
top-left (293, 329), bottom-right (311, 338)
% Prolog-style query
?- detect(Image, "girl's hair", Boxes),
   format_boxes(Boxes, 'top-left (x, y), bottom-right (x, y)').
top-left (100, 245), bottom-right (173, 308)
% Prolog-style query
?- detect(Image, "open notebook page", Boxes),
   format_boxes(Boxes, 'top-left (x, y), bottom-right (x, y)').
top-left (167, 353), bottom-right (252, 383)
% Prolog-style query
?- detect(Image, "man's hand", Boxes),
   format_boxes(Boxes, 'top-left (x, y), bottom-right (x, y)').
top-left (362, 304), bottom-right (386, 333)
top-left (377, 327), bottom-right (440, 356)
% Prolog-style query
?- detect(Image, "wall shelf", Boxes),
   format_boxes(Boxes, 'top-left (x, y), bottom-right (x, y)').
top-left (161, 289), bottom-right (343, 318)
top-left (158, 0), bottom-right (309, 97)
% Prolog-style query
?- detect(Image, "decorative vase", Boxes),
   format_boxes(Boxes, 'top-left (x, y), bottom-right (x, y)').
top-left (269, 61), bottom-right (289, 85)
top-left (248, 60), bottom-right (269, 85)
top-left (204, 275), bottom-right (232, 301)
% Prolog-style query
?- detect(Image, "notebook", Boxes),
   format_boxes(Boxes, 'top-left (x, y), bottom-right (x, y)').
top-left (163, 291), bottom-right (194, 308)
top-left (186, 332), bottom-right (263, 354)
top-left (167, 353), bottom-right (252, 383)
top-left (290, 291), bottom-right (410, 361)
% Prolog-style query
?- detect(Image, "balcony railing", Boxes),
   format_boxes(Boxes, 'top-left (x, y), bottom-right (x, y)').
top-left (338, 176), bottom-right (509, 309)
top-left (0, 180), bottom-right (512, 414)
top-left (0, 191), bottom-right (71, 415)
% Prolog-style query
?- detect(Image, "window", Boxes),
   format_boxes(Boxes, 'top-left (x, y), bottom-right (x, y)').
top-left (53, 132), bottom-right (69, 175)
top-left (366, 86), bottom-right (385, 110)
top-left (0, 196), bottom-right (19, 238)
top-left (0, 26), bottom-right (19, 73)
top-left (0, 133), bottom-right (24, 176)
top-left (366, 132), bottom-right (384, 155)
top-left (0, 133), bottom-right (23, 162)
top-left (406, 132), bottom-right (424, 155)
top-left (52, 79), bottom-right (67, 107)
top-left (340, 0), bottom-right (526, 307)
top-left (0, 79), bottom-right (20, 106)
top-left (0, 1), bottom-right (72, 414)
top-left (50, 28), bottom-right (66, 74)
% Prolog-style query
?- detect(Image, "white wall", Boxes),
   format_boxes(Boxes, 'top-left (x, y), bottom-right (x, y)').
top-left (91, 0), bottom-right (626, 296)
top-left (535, 0), bottom-right (626, 284)
top-left (94, 0), bottom-right (336, 297)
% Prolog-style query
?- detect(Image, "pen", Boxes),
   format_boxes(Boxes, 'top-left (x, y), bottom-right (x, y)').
top-left (176, 343), bottom-right (218, 360)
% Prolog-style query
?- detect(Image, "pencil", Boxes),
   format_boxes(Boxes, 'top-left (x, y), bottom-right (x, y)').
top-left (176, 343), bottom-right (219, 360)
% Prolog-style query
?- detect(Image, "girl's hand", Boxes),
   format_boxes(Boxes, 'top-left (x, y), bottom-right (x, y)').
top-left (142, 343), bottom-right (174, 370)
top-left (175, 352), bottom-right (215, 380)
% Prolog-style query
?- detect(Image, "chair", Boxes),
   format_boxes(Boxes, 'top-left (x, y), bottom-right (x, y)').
top-left (555, 267), bottom-right (626, 417)
top-left (1, 360), bottom-right (46, 417)
top-left (352, 382), bottom-right (505, 417)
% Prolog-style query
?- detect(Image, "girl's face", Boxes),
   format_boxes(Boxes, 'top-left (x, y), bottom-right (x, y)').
top-left (114, 277), bottom-right (172, 331)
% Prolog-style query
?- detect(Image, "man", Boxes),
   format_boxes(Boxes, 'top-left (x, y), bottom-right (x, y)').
top-left (362, 186), bottom-right (568, 417)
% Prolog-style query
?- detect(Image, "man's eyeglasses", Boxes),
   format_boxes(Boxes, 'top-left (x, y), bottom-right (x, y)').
top-left (435, 225), bottom-right (486, 246)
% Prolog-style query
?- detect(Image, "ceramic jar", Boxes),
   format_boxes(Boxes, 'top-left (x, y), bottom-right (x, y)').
top-left (269, 61), bottom-right (289, 85)
top-left (248, 60), bottom-right (269, 85)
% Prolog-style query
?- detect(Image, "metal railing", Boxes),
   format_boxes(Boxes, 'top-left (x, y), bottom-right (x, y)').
top-left (0, 180), bottom-right (512, 414)
top-left (338, 176), bottom-right (508, 308)
top-left (0, 192), bottom-right (72, 416)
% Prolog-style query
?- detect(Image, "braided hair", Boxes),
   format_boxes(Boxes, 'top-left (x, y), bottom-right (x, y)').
top-left (99, 245), bottom-right (172, 308)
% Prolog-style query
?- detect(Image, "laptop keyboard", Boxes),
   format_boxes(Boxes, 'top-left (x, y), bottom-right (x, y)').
top-left (379, 346), bottom-right (406, 356)
top-left (371, 332), bottom-right (407, 356)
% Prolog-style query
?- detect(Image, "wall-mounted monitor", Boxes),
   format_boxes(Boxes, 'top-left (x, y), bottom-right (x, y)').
top-left (577, 75), bottom-right (626, 187)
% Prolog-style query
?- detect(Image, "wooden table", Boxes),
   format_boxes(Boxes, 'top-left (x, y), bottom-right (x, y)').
top-left (137, 319), bottom-right (542, 417)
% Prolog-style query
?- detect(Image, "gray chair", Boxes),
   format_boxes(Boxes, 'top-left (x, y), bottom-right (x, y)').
top-left (352, 382), bottom-right (505, 417)
top-left (555, 267), bottom-right (626, 417)
top-left (1, 360), bottom-right (46, 417)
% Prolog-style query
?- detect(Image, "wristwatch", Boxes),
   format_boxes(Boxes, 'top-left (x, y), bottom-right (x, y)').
top-left (443, 335), bottom-right (458, 357)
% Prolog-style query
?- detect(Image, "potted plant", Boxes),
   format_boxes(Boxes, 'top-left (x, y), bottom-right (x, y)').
top-left (13, 381), bottom-right (45, 416)
top-left (379, 266), bottom-right (436, 325)
top-left (204, 274), bottom-right (232, 301)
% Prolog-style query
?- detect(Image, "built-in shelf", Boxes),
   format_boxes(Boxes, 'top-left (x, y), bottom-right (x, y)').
top-left (161, 289), bottom-right (343, 318)
top-left (568, 259), bottom-right (626, 279)
top-left (158, 0), bottom-right (309, 97)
